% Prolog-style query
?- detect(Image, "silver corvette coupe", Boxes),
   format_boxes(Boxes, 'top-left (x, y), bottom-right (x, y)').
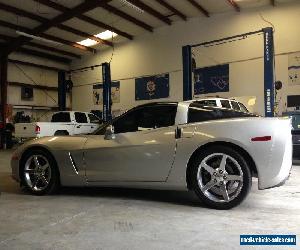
top-left (11, 101), bottom-right (292, 209)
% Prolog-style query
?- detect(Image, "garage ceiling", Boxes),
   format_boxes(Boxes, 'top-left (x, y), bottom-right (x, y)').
top-left (0, 0), bottom-right (296, 64)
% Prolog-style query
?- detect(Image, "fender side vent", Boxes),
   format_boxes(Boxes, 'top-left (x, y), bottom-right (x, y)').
top-left (69, 152), bottom-right (79, 174)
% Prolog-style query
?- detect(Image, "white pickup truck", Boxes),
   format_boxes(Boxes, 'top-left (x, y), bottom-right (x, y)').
top-left (15, 111), bottom-right (102, 139)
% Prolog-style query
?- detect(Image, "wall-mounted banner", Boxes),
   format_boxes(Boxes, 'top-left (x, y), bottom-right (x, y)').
top-left (194, 64), bottom-right (229, 95)
top-left (135, 73), bottom-right (169, 100)
top-left (93, 81), bottom-right (120, 105)
top-left (289, 52), bottom-right (300, 85)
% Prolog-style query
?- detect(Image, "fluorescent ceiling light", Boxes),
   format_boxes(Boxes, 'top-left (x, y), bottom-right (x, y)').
top-left (16, 30), bottom-right (63, 46)
top-left (119, 0), bottom-right (144, 13)
top-left (77, 30), bottom-right (118, 47)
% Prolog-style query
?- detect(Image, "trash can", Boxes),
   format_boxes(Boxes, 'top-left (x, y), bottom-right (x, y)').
top-left (4, 129), bottom-right (13, 149)
top-left (3, 123), bottom-right (14, 149)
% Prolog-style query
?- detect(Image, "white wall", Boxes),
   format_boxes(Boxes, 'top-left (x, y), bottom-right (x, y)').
top-left (71, 1), bottom-right (300, 116)
top-left (6, 52), bottom-right (70, 122)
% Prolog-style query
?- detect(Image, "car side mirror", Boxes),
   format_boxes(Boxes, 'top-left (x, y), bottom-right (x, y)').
top-left (104, 125), bottom-right (115, 140)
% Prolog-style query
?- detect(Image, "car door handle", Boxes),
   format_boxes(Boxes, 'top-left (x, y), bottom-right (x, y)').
top-left (175, 127), bottom-right (182, 139)
top-left (77, 125), bottom-right (81, 128)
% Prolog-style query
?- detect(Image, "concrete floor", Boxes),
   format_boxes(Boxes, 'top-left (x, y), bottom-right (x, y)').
top-left (0, 149), bottom-right (299, 250)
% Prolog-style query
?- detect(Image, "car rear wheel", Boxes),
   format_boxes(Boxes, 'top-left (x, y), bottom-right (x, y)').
top-left (21, 149), bottom-right (59, 195)
top-left (190, 145), bottom-right (252, 209)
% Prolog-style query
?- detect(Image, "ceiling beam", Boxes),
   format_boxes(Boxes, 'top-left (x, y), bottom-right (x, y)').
top-left (155, 0), bottom-right (186, 21)
top-left (0, 33), bottom-right (81, 59)
top-left (1, 42), bottom-right (71, 63)
top-left (0, 20), bottom-right (95, 53)
top-left (101, 4), bottom-right (153, 32)
top-left (15, 47), bottom-right (71, 64)
top-left (5, 0), bottom-right (111, 54)
top-left (35, 0), bottom-right (133, 40)
top-left (25, 43), bottom-right (81, 59)
top-left (31, 0), bottom-right (111, 34)
top-left (8, 81), bottom-right (58, 91)
top-left (126, 0), bottom-right (172, 25)
top-left (186, 0), bottom-right (209, 17)
top-left (226, 0), bottom-right (240, 12)
top-left (0, 2), bottom-right (111, 47)
top-left (8, 59), bottom-right (64, 71)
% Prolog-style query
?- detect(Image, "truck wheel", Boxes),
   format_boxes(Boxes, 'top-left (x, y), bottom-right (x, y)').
top-left (21, 149), bottom-right (60, 195)
top-left (54, 130), bottom-right (69, 136)
top-left (190, 145), bottom-right (252, 209)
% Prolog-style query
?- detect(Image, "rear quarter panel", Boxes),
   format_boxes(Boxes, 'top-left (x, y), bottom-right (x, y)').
top-left (167, 117), bottom-right (292, 190)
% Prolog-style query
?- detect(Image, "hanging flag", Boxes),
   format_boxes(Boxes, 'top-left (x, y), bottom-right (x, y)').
top-left (93, 81), bottom-right (120, 105)
top-left (194, 64), bottom-right (229, 95)
top-left (135, 73), bottom-right (169, 100)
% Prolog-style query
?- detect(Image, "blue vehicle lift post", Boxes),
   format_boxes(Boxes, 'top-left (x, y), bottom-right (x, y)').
top-left (58, 70), bottom-right (66, 111)
top-left (182, 27), bottom-right (275, 117)
top-left (263, 27), bottom-right (275, 117)
top-left (102, 62), bottom-right (112, 122)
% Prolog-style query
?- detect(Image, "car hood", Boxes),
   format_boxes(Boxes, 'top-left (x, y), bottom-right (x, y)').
top-left (17, 135), bottom-right (89, 153)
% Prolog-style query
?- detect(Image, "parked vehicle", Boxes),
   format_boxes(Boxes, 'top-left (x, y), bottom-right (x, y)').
top-left (15, 111), bottom-right (102, 140)
top-left (195, 97), bottom-right (249, 113)
top-left (11, 102), bottom-right (292, 209)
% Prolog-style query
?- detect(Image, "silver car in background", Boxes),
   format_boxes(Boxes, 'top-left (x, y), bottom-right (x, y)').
top-left (11, 101), bottom-right (292, 209)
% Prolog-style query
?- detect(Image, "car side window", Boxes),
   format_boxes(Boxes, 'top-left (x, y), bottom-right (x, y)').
top-left (88, 114), bottom-right (101, 123)
top-left (113, 108), bottom-right (142, 134)
top-left (231, 101), bottom-right (241, 111)
top-left (220, 100), bottom-right (231, 109)
top-left (188, 103), bottom-right (253, 123)
top-left (51, 112), bottom-right (71, 122)
top-left (196, 100), bottom-right (217, 107)
top-left (188, 104), bottom-right (222, 123)
top-left (75, 112), bottom-right (88, 123)
top-left (239, 103), bottom-right (249, 112)
top-left (153, 105), bottom-right (177, 128)
top-left (113, 104), bottom-right (177, 134)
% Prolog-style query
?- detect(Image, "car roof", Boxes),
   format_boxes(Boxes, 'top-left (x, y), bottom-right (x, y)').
top-left (134, 102), bottom-right (178, 108)
top-left (182, 97), bottom-right (237, 104)
top-left (131, 98), bottom-right (239, 108)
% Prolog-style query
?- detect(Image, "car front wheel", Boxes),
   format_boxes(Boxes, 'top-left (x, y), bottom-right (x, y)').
top-left (190, 145), bottom-right (252, 209)
top-left (21, 149), bottom-right (59, 195)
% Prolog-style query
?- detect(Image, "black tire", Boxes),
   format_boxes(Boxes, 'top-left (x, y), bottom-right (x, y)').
top-left (21, 149), bottom-right (60, 195)
top-left (190, 145), bottom-right (252, 209)
top-left (54, 130), bottom-right (69, 136)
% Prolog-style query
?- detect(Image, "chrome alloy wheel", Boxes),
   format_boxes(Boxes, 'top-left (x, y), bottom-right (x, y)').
top-left (197, 153), bottom-right (243, 203)
top-left (24, 155), bottom-right (52, 192)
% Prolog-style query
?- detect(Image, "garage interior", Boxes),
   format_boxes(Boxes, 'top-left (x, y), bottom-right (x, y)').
top-left (0, 0), bottom-right (300, 249)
